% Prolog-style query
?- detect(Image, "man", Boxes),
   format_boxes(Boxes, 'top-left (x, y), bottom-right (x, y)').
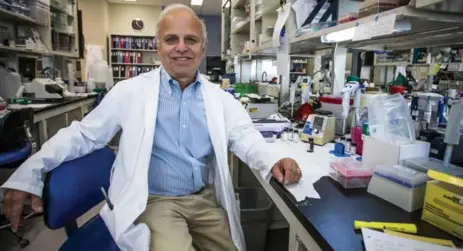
top-left (1, 4), bottom-right (301, 251)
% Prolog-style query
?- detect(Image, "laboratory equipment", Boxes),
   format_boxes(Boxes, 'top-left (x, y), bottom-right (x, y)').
top-left (418, 128), bottom-right (463, 167)
top-left (245, 102), bottom-right (278, 119)
top-left (89, 60), bottom-right (112, 91)
top-left (301, 111), bottom-right (336, 145)
top-left (297, 75), bottom-right (312, 104)
top-left (353, 221), bottom-right (417, 234)
top-left (415, 92), bottom-right (444, 128)
top-left (24, 78), bottom-right (64, 100)
top-left (367, 164), bottom-right (429, 212)
top-left (252, 119), bottom-right (289, 135)
top-left (341, 81), bottom-right (362, 135)
top-left (329, 158), bottom-right (372, 189)
top-left (0, 67), bottom-right (22, 100)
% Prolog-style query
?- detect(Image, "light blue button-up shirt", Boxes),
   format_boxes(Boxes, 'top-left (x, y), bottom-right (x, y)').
top-left (148, 69), bottom-right (214, 196)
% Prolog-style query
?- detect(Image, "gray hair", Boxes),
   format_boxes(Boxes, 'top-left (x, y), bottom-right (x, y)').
top-left (155, 4), bottom-right (208, 47)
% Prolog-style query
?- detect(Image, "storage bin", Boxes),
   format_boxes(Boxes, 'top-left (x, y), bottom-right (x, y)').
top-left (236, 187), bottom-right (273, 251)
top-left (367, 164), bottom-right (429, 212)
top-left (330, 159), bottom-right (372, 188)
top-left (233, 83), bottom-right (258, 95)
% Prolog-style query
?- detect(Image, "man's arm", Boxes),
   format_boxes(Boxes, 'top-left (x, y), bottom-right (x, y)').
top-left (1, 83), bottom-right (124, 198)
top-left (222, 92), bottom-right (301, 184)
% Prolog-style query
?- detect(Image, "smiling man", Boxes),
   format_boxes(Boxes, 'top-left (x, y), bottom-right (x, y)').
top-left (1, 4), bottom-right (301, 251)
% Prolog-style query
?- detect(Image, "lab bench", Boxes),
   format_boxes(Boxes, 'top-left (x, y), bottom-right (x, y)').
top-left (229, 141), bottom-right (463, 251)
top-left (9, 95), bottom-right (97, 149)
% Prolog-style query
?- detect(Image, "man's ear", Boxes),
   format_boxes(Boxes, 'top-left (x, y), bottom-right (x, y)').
top-left (202, 40), bottom-right (208, 53)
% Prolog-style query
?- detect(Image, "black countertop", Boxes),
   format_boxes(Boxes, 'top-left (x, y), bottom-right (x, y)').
top-left (270, 176), bottom-right (463, 251)
top-left (30, 95), bottom-right (97, 113)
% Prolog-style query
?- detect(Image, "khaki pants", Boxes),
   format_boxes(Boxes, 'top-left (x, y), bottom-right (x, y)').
top-left (137, 187), bottom-right (238, 251)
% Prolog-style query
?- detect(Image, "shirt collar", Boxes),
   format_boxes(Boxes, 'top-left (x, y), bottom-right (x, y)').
top-left (160, 67), bottom-right (202, 97)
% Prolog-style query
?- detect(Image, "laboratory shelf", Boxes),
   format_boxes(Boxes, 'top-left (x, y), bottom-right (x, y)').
top-left (254, 42), bottom-right (274, 54)
top-left (50, 4), bottom-right (74, 17)
top-left (232, 17), bottom-right (251, 35)
top-left (111, 48), bottom-right (157, 52)
top-left (0, 7), bottom-right (48, 26)
top-left (231, 0), bottom-right (247, 9)
top-left (52, 28), bottom-right (76, 36)
top-left (0, 45), bottom-right (49, 55)
top-left (50, 50), bottom-right (79, 58)
top-left (289, 6), bottom-right (463, 53)
top-left (255, 2), bottom-right (279, 21)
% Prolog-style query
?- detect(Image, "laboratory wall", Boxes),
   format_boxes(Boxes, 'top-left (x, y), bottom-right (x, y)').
top-left (78, 0), bottom-right (110, 58)
top-left (109, 4), bottom-right (161, 36)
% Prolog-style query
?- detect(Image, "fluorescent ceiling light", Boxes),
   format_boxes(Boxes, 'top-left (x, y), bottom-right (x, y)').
top-left (322, 27), bottom-right (355, 43)
top-left (124, 0), bottom-right (137, 2)
top-left (191, 0), bottom-right (203, 6)
top-left (321, 20), bottom-right (411, 43)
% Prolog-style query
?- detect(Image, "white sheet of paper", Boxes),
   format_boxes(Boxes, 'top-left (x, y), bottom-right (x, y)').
top-left (270, 141), bottom-right (338, 201)
top-left (362, 228), bottom-right (459, 251)
top-left (369, 13), bottom-right (397, 38)
top-left (353, 21), bottom-right (372, 41)
top-left (273, 3), bottom-right (292, 48)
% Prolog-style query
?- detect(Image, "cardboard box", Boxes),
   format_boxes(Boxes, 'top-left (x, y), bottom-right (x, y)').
top-left (362, 136), bottom-right (430, 170)
top-left (422, 179), bottom-right (463, 239)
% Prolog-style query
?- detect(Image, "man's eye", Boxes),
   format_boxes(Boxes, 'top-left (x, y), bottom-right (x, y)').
top-left (165, 37), bottom-right (177, 43)
top-left (186, 37), bottom-right (199, 44)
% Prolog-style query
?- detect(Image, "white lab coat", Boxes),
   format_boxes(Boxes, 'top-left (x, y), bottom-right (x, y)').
top-left (1, 68), bottom-right (288, 251)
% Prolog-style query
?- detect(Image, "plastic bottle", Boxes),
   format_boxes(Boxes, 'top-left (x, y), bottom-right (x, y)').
top-left (293, 129), bottom-right (300, 142)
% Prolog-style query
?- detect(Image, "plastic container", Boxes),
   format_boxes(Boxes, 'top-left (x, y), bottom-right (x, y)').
top-left (330, 159), bottom-right (372, 188)
top-left (373, 164), bottom-right (429, 188)
top-left (368, 165), bottom-right (429, 212)
top-left (236, 187), bottom-right (273, 251)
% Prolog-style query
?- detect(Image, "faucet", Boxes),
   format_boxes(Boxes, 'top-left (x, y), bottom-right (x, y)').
top-left (261, 71), bottom-right (267, 82)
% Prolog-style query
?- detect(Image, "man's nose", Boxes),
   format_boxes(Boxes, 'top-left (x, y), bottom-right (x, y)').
top-left (175, 40), bottom-right (189, 52)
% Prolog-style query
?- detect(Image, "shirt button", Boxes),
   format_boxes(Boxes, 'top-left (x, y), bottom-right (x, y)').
top-left (183, 125), bottom-right (186, 128)
top-left (183, 102), bottom-right (186, 105)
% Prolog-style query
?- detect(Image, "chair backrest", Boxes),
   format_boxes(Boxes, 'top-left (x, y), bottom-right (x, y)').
top-left (0, 108), bottom-right (34, 152)
top-left (43, 147), bottom-right (116, 230)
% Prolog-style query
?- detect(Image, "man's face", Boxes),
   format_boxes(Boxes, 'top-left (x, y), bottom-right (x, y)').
top-left (157, 10), bottom-right (206, 79)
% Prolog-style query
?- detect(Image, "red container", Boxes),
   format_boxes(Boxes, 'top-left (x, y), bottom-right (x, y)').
top-left (351, 126), bottom-right (363, 155)
top-left (389, 86), bottom-right (407, 95)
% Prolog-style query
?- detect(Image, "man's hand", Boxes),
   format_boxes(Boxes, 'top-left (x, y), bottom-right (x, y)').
top-left (3, 189), bottom-right (43, 232)
top-left (272, 158), bottom-right (302, 185)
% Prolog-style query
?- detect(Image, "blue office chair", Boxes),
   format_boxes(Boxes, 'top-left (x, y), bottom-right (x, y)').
top-left (42, 147), bottom-right (121, 251)
top-left (0, 108), bottom-right (35, 248)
